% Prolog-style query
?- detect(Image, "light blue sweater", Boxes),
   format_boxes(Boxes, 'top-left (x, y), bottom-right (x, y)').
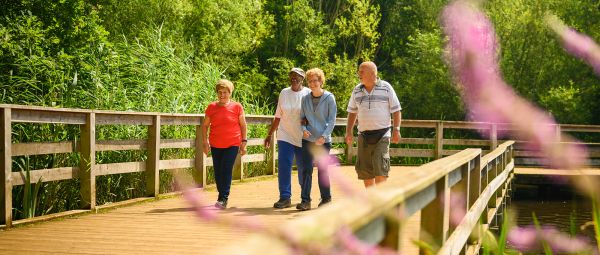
top-left (300, 90), bottom-right (337, 143)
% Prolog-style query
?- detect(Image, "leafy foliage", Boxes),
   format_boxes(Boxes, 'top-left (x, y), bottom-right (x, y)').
top-left (2, 0), bottom-right (600, 220)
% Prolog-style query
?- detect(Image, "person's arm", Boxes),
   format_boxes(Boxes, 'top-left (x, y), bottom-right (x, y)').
top-left (389, 83), bottom-right (402, 144)
top-left (266, 94), bottom-right (284, 148)
top-left (320, 95), bottom-right (337, 140)
top-left (345, 112), bottom-right (357, 145)
top-left (201, 115), bottom-right (211, 155)
top-left (239, 107), bottom-right (248, 155)
top-left (391, 110), bottom-right (402, 144)
top-left (345, 89), bottom-right (358, 145)
top-left (301, 96), bottom-right (311, 138)
top-left (264, 117), bottom-right (280, 148)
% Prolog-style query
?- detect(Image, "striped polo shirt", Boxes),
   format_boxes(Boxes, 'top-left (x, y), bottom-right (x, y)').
top-left (346, 79), bottom-right (401, 134)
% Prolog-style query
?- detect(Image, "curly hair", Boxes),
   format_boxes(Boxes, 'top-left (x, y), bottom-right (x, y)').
top-left (306, 68), bottom-right (326, 86)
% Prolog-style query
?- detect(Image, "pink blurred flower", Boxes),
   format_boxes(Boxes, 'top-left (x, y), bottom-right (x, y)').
top-left (334, 227), bottom-right (398, 255)
top-left (182, 188), bottom-right (218, 221)
top-left (507, 226), bottom-right (592, 254)
top-left (448, 192), bottom-right (467, 227)
top-left (507, 226), bottom-right (539, 251)
top-left (178, 182), bottom-right (265, 231)
top-left (546, 14), bottom-right (600, 75)
top-left (441, 0), bottom-right (588, 169)
top-left (316, 153), bottom-right (364, 198)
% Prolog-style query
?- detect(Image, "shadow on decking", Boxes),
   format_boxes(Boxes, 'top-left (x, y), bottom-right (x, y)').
top-left (146, 206), bottom-right (304, 216)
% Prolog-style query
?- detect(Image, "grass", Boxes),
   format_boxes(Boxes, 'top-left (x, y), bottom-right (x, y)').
top-left (3, 26), bottom-right (277, 220)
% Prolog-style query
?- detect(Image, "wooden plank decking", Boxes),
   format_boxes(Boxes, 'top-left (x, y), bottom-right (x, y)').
top-left (514, 167), bottom-right (600, 175)
top-left (0, 166), bottom-right (421, 255)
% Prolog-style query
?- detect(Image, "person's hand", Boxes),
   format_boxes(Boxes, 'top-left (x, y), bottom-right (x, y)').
top-left (392, 129), bottom-right (401, 144)
top-left (303, 130), bottom-right (311, 139)
top-left (301, 118), bottom-right (308, 126)
top-left (240, 143), bottom-right (247, 155)
top-left (264, 135), bottom-right (272, 148)
top-left (316, 136), bottom-right (325, 146)
top-left (345, 133), bottom-right (353, 145)
top-left (202, 142), bottom-right (210, 155)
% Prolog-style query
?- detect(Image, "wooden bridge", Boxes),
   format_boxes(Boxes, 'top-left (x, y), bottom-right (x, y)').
top-left (1, 104), bottom-right (599, 254)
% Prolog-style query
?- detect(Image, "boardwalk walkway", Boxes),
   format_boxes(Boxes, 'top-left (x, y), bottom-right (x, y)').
top-left (0, 166), bottom-right (420, 255)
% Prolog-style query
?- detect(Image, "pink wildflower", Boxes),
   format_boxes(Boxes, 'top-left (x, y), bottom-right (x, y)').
top-left (546, 14), bottom-right (600, 75)
top-left (507, 225), bottom-right (592, 254)
top-left (441, 0), bottom-right (589, 169)
top-left (448, 192), bottom-right (467, 227)
top-left (334, 227), bottom-right (398, 255)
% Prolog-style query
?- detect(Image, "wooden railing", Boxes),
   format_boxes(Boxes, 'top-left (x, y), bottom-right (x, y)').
top-left (222, 142), bottom-right (516, 255)
top-left (1, 104), bottom-right (599, 228)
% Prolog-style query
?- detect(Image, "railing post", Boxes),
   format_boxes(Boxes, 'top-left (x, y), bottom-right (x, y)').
top-left (450, 162), bottom-right (471, 236)
top-left (468, 155), bottom-right (481, 209)
top-left (381, 206), bottom-right (402, 251)
top-left (555, 124), bottom-right (562, 143)
top-left (233, 153), bottom-right (244, 180)
top-left (266, 132), bottom-right (276, 175)
top-left (194, 118), bottom-right (207, 187)
top-left (467, 154), bottom-right (482, 247)
top-left (435, 121), bottom-right (444, 159)
top-left (490, 123), bottom-right (498, 150)
top-left (146, 115), bottom-right (160, 197)
top-left (1, 108), bottom-right (12, 227)
top-left (481, 161), bottom-right (493, 226)
top-left (79, 112), bottom-right (96, 210)
top-left (488, 159), bottom-right (498, 209)
top-left (420, 175), bottom-right (450, 250)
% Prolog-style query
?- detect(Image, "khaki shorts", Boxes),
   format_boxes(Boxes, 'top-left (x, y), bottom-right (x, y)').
top-left (355, 135), bottom-right (390, 180)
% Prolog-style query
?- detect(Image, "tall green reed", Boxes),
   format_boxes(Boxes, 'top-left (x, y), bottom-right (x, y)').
top-left (14, 157), bottom-right (42, 219)
top-left (3, 22), bottom-right (276, 218)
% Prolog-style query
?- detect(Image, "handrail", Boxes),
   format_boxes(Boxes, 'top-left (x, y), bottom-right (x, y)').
top-left (440, 141), bottom-right (515, 254)
top-left (1, 103), bottom-right (596, 228)
top-left (281, 148), bottom-right (482, 241)
top-left (219, 142), bottom-right (515, 254)
top-left (2, 103), bottom-right (599, 131)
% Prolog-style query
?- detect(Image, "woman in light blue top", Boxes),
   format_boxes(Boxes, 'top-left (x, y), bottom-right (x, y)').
top-left (297, 68), bottom-right (337, 211)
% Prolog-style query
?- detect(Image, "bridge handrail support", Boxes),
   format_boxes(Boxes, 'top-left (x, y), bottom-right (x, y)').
top-left (218, 142), bottom-right (515, 254)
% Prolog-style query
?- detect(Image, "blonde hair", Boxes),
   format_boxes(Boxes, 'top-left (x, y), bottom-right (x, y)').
top-left (306, 68), bottom-right (326, 86)
top-left (215, 79), bottom-right (234, 93)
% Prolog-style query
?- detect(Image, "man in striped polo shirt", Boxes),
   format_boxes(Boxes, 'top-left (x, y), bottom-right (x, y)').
top-left (345, 61), bottom-right (402, 187)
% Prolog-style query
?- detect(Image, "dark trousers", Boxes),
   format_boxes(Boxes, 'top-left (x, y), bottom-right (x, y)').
top-left (211, 146), bottom-right (239, 201)
top-left (299, 140), bottom-right (331, 203)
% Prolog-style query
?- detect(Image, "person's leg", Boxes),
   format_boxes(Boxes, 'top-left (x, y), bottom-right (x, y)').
top-left (293, 144), bottom-right (304, 189)
top-left (277, 141), bottom-right (294, 200)
top-left (375, 176), bottom-right (388, 184)
top-left (210, 147), bottom-right (224, 200)
top-left (299, 140), bottom-right (314, 204)
top-left (317, 143), bottom-right (331, 201)
top-left (356, 135), bottom-right (376, 188)
top-left (219, 146), bottom-right (239, 201)
top-left (373, 137), bottom-right (391, 186)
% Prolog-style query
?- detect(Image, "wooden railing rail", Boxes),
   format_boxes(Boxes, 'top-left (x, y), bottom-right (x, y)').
top-left (0, 105), bottom-right (345, 227)
top-left (221, 142), bottom-right (515, 254)
top-left (1, 103), bottom-right (596, 228)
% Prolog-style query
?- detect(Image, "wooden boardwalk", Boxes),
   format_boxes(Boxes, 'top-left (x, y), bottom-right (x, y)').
top-left (514, 167), bottom-right (600, 175)
top-left (0, 166), bottom-right (421, 255)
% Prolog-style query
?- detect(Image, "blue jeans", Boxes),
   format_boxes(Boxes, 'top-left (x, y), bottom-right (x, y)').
top-left (277, 140), bottom-right (304, 200)
top-left (211, 146), bottom-right (239, 201)
top-left (299, 140), bottom-right (331, 203)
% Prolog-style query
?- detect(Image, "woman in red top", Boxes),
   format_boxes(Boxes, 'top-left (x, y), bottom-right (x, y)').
top-left (201, 79), bottom-right (247, 209)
